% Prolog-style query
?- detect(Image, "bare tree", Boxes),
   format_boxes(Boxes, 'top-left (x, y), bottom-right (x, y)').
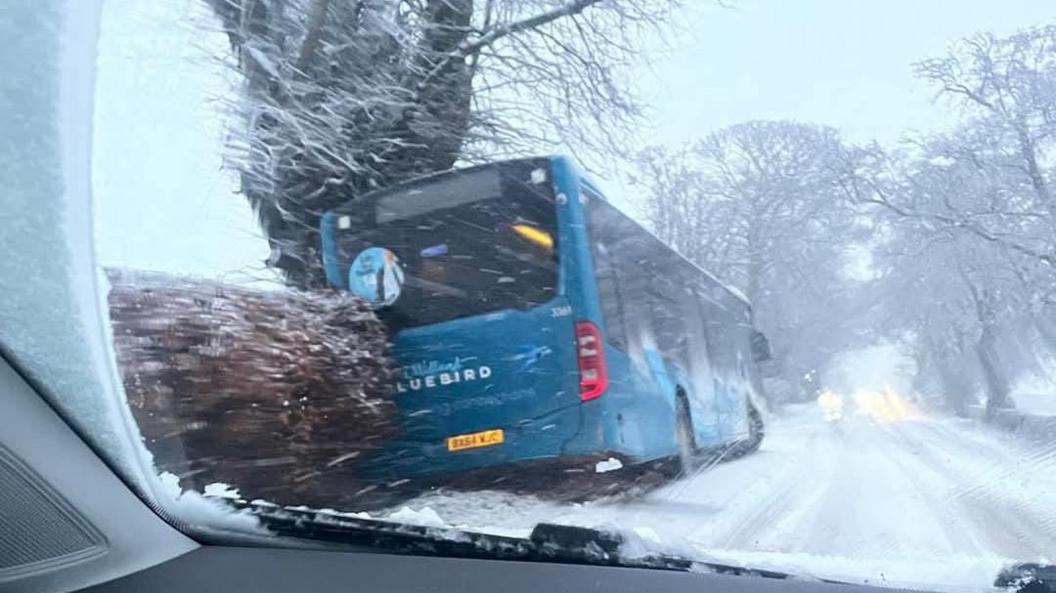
top-left (862, 24), bottom-right (1056, 271)
top-left (840, 24), bottom-right (1056, 419)
top-left (871, 211), bottom-right (1018, 416)
top-left (864, 125), bottom-right (1054, 418)
top-left (640, 121), bottom-right (872, 402)
top-left (204, 0), bottom-right (678, 288)
top-left (916, 25), bottom-right (1056, 217)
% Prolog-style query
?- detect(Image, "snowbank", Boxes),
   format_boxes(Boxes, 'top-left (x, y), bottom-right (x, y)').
top-left (1010, 364), bottom-right (1056, 416)
top-left (156, 473), bottom-right (265, 534)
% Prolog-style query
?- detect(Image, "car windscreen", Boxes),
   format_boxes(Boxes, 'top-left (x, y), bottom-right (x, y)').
top-left (331, 164), bottom-right (558, 332)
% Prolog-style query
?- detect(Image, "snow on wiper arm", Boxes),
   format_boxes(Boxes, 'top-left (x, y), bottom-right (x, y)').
top-left (229, 500), bottom-right (533, 559)
top-left (996, 563), bottom-right (1056, 593)
top-left (223, 500), bottom-right (812, 581)
top-left (528, 523), bottom-right (820, 581)
top-left (527, 523), bottom-right (693, 571)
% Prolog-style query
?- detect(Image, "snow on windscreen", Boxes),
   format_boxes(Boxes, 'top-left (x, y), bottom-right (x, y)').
top-left (66, 0), bottom-right (1056, 591)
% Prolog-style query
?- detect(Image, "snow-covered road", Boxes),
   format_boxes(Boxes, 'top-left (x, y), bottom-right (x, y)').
top-left (387, 396), bottom-right (1056, 591)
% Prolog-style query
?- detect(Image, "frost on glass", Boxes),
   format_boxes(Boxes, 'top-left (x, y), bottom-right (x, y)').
top-left (0, 0), bottom-right (153, 488)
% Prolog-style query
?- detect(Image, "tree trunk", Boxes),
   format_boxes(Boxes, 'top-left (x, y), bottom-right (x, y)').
top-left (1033, 313), bottom-right (1056, 352)
top-left (936, 354), bottom-right (973, 417)
top-left (1014, 124), bottom-right (1054, 218)
top-left (921, 329), bottom-right (975, 417)
top-left (205, 0), bottom-right (477, 290)
top-left (978, 324), bottom-right (1013, 421)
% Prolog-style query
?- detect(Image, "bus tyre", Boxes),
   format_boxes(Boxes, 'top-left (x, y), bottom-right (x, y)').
top-left (675, 395), bottom-right (697, 477)
top-left (743, 402), bottom-right (765, 455)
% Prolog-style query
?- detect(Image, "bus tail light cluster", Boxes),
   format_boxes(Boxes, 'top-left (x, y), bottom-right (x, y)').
top-left (575, 321), bottom-right (608, 401)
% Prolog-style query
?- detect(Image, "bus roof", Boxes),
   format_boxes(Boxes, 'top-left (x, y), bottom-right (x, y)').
top-left (328, 157), bottom-right (552, 215)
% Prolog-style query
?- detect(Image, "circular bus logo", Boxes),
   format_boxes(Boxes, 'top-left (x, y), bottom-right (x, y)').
top-left (349, 247), bottom-right (404, 307)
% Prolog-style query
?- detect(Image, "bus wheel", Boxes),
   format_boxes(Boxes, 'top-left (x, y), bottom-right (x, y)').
top-left (675, 394), bottom-right (697, 477)
top-left (743, 401), bottom-right (765, 455)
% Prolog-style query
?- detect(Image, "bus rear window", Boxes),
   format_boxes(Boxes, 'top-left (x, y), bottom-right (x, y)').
top-left (375, 170), bottom-right (503, 224)
top-left (332, 165), bottom-right (558, 331)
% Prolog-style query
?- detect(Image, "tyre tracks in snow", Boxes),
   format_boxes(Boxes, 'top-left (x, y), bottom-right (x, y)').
top-left (649, 406), bottom-right (1056, 563)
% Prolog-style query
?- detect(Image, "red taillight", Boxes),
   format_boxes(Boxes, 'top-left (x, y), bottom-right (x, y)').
top-left (575, 321), bottom-right (608, 401)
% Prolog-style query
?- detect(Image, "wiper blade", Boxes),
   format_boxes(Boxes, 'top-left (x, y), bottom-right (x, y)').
top-left (528, 523), bottom-right (825, 580)
top-left (226, 500), bottom-right (536, 560)
top-left (996, 564), bottom-right (1056, 593)
top-left (528, 522), bottom-right (692, 571)
top-left (221, 500), bottom-right (809, 581)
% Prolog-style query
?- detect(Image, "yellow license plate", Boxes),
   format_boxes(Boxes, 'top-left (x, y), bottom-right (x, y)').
top-left (446, 429), bottom-right (505, 452)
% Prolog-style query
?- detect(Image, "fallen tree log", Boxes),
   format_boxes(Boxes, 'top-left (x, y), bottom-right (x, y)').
top-left (106, 269), bottom-right (396, 506)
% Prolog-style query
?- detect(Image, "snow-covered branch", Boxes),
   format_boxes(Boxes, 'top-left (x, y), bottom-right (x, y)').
top-left (202, 0), bottom-right (682, 288)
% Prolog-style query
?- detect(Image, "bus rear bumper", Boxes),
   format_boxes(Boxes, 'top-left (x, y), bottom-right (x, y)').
top-left (357, 404), bottom-right (653, 483)
top-left (397, 451), bottom-right (637, 494)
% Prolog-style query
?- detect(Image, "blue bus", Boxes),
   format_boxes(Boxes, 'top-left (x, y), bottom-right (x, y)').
top-left (319, 156), bottom-right (768, 481)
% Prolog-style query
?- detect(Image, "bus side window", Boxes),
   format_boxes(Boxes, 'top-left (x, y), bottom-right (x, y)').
top-left (653, 297), bottom-right (689, 365)
top-left (593, 241), bottom-right (628, 349)
top-left (703, 311), bottom-right (736, 379)
top-left (688, 293), bottom-right (713, 374)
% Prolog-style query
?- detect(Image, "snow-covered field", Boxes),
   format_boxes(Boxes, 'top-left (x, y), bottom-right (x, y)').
top-left (377, 398), bottom-right (1056, 592)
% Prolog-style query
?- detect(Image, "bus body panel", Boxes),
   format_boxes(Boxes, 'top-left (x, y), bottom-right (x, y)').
top-left (552, 157), bottom-right (683, 464)
top-left (700, 294), bottom-right (757, 444)
top-left (600, 345), bottom-right (680, 460)
top-left (548, 157), bottom-right (601, 330)
top-left (364, 296), bottom-right (582, 480)
top-left (572, 166), bottom-right (755, 457)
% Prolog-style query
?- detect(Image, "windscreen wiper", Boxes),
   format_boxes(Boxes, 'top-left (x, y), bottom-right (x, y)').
top-left (216, 500), bottom-right (803, 580)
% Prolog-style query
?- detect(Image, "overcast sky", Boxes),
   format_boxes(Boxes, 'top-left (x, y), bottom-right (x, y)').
top-left (92, 0), bottom-right (1054, 280)
top-left (92, 0), bottom-right (267, 281)
top-left (644, 0), bottom-right (1054, 147)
